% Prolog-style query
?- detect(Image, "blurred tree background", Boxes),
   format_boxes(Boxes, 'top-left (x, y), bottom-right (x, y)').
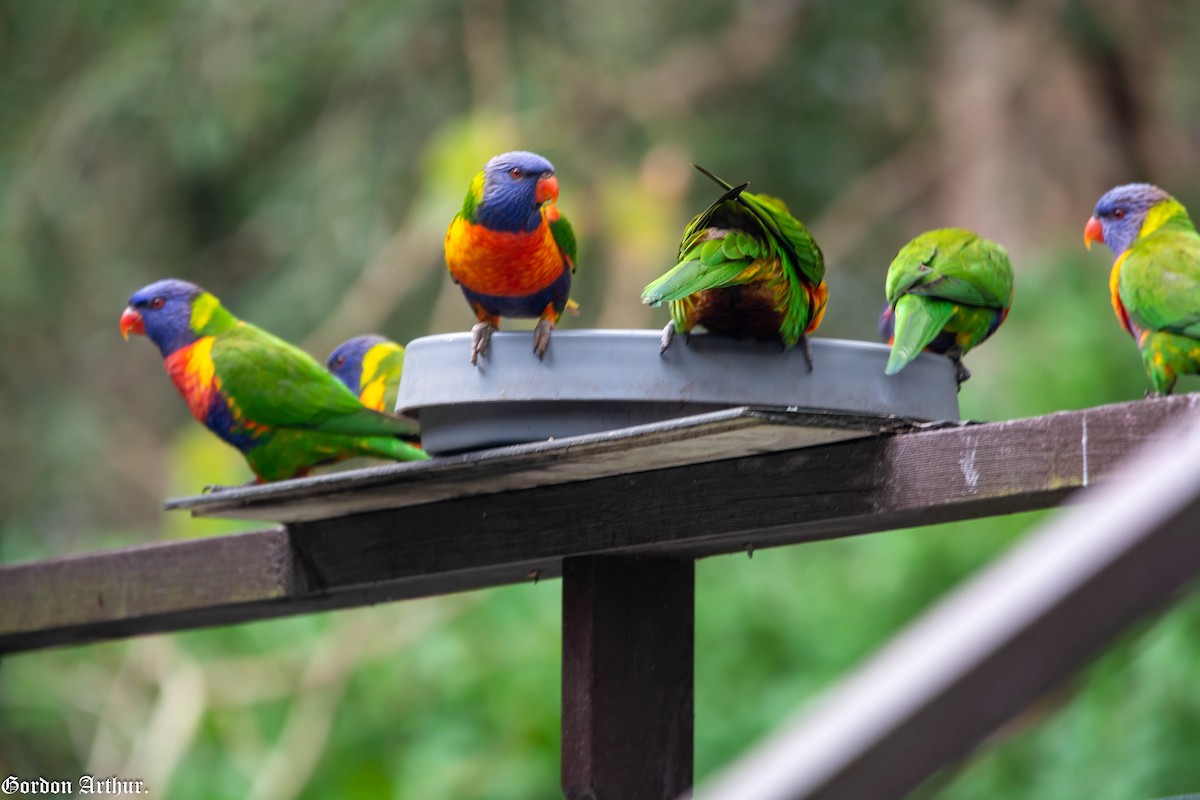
top-left (2, 0), bottom-right (1200, 797)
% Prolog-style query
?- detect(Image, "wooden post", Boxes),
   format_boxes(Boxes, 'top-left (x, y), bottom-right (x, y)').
top-left (561, 556), bottom-right (694, 800)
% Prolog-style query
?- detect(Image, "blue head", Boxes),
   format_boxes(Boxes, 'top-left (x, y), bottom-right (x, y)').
top-left (1084, 183), bottom-right (1173, 257)
top-left (474, 151), bottom-right (559, 233)
top-left (120, 279), bottom-right (213, 357)
top-left (326, 334), bottom-right (389, 391)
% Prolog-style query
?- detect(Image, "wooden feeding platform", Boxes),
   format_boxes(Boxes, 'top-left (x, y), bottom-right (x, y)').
top-left (4, 333), bottom-right (1200, 799)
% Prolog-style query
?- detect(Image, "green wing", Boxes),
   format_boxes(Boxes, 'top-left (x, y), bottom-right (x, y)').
top-left (885, 295), bottom-right (957, 375)
top-left (549, 210), bottom-right (578, 272)
top-left (1120, 227), bottom-right (1200, 338)
top-left (692, 165), bottom-right (824, 287)
top-left (642, 166), bottom-right (824, 309)
top-left (886, 228), bottom-right (1012, 310)
top-left (212, 323), bottom-right (420, 439)
top-left (642, 227), bottom-right (767, 303)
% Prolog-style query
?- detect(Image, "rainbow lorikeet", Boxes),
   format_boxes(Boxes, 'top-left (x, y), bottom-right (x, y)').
top-left (1085, 183), bottom-right (1200, 396)
top-left (882, 228), bottom-right (1013, 385)
top-left (327, 334), bottom-right (405, 413)
top-left (120, 280), bottom-right (428, 482)
top-left (640, 165), bottom-right (828, 369)
top-left (445, 150), bottom-right (578, 365)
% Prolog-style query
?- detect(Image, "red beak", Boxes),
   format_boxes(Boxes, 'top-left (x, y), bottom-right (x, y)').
top-left (535, 174), bottom-right (559, 205)
top-left (120, 306), bottom-right (145, 340)
top-left (1083, 216), bottom-right (1104, 251)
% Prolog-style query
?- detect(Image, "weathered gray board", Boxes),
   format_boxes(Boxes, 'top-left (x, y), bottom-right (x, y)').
top-left (169, 407), bottom-right (937, 523)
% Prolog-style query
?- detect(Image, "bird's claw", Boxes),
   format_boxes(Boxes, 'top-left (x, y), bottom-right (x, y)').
top-left (952, 355), bottom-right (971, 389)
top-left (470, 322), bottom-right (494, 366)
top-left (659, 322), bottom-right (676, 355)
top-left (799, 333), bottom-right (814, 373)
top-left (533, 318), bottom-right (554, 360)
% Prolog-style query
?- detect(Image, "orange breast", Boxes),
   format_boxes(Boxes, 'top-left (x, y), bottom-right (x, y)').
top-left (445, 213), bottom-right (565, 297)
top-left (163, 337), bottom-right (217, 422)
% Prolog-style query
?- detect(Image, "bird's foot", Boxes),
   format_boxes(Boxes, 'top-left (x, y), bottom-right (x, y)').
top-left (659, 322), bottom-right (676, 355)
top-left (952, 355), bottom-right (971, 388)
top-left (533, 318), bottom-right (554, 360)
top-left (470, 321), bottom-right (495, 366)
top-left (799, 333), bottom-right (814, 373)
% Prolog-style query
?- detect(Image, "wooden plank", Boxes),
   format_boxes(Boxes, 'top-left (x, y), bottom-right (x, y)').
top-left (1, 395), bottom-right (1196, 653)
top-left (561, 556), bottom-right (694, 800)
top-left (699, 411), bottom-right (1200, 800)
top-left (0, 529), bottom-right (295, 652)
top-left (167, 408), bottom-right (926, 523)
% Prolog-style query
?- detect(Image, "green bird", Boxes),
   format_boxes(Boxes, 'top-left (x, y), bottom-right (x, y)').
top-left (641, 165), bottom-right (828, 368)
top-left (120, 279), bottom-right (428, 482)
top-left (882, 228), bottom-right (1014, 385)
top-left (1085, 183), bottom-right (1200, 396)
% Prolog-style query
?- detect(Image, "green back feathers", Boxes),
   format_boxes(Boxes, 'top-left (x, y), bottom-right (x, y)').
top-left (884, 228), bottom-right (1013, 375)
top-left (689, 165), bottom-right (825, 288)
top-left (641, 165), bottom-right (825, 345)
top-left (1120, 226), bottom-right (1200, 339)
top-left (885, 228), bottom-right (1013, 309)
top-left (211, 323), bottom-right (420, 441)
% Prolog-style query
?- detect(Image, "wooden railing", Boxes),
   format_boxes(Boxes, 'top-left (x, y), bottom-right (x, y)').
top-left (3, 394), bottom-right (1200, 798)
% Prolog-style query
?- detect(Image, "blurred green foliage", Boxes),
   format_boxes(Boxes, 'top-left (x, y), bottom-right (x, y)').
top-left (3, 0), bottom-right (1200, 797)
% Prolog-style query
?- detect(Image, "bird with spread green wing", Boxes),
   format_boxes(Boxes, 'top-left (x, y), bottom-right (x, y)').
top-left (641, 166), bottom-right (828, 369)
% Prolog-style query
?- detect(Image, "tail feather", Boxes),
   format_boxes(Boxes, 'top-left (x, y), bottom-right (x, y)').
top-left (693, 163), bottom-right (736, 192)
top-left (885, 295), bottom-right (956, 375)
top-left (314, 406), bottom-right (421, 441)
top-left (358, 436), bottom-right (429, 462)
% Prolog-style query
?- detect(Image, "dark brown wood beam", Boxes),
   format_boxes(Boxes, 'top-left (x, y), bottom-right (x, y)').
top-left (561, 556), bottom-right (694, 800)
top-left (1, 395), bottom-right (1195, 654)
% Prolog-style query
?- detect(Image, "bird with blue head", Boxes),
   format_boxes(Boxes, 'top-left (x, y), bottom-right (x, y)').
top-left (445, 150), bottom-right (578, 365)
top-left (120, 279), bottom-right (426, 482)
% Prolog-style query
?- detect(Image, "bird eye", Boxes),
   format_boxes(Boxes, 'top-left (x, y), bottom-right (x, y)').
top-left (332, 356), bottom-right (345, 368)
top-left (1113, 208), bottom-right (1126, 219)
top-left (509, 167), bottom-right (524, 178)
top-left (149, 297), bottom-right (165, 309)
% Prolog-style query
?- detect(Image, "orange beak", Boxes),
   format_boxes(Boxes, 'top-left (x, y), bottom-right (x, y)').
top-left (535, 174), bottom-right (559, 205)
top-left (1083, 216), bottom-right (1104, 251)
top-left (120, 306), bottom-right (145, 340)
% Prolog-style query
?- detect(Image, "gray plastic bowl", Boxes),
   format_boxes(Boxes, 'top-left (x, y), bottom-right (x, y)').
top-left (396, 330), bottom-right (959, 454)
